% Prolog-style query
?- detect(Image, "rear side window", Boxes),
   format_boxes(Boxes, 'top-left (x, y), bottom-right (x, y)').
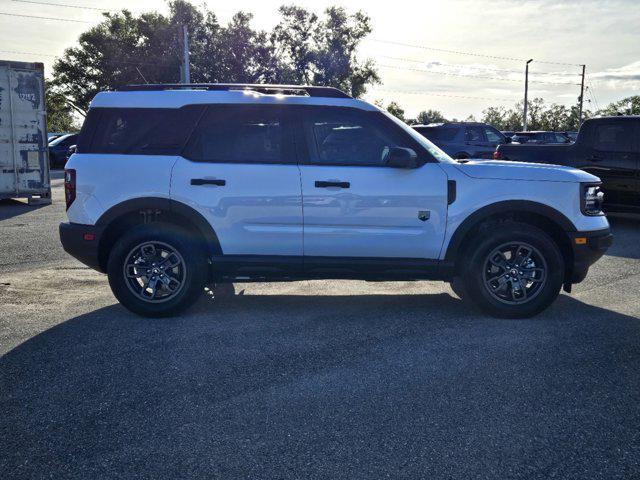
top-left (183, 105), bottom-right (294, 164)
top-left (414, 127), bottom-right (457, 142)
top-left (82, 106), bottom-right (203, 155)
top-left (593, 123), bottom-right (634, 152)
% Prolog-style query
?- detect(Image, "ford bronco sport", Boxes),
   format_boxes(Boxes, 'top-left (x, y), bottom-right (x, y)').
top-left (60, 83), bottom-right (612, 318)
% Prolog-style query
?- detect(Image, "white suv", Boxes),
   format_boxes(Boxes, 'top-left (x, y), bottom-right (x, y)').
top-left (60, 83), bottom-right (612, 318)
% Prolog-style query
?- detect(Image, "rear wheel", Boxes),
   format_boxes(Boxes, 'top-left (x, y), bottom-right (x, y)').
top-left (460, 222), bottom-right (564, 318)
top-left (107, 224), bottom-right (207, 317)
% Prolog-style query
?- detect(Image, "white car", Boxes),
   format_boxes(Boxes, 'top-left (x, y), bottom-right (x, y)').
top-left (60, 83), bottom-right (611, 318)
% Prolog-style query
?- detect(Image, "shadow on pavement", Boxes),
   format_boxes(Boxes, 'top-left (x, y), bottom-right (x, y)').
top-left (1, 292), bottom-right (639, 479)
top-left (0, 199), bottom-right (49, 221)
top-left (607, 215), bottom-right (640, 259)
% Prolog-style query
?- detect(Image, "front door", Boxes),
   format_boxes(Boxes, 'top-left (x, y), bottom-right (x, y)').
top-left (295, 106), bottom-right (449, 261)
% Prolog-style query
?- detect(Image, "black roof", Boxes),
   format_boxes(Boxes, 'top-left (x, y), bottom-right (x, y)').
top-left (118, 83), bottom-right (351, 99)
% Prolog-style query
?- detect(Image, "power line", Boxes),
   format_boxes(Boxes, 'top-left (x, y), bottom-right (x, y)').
top-left (11, 0), bottom-right (114, 11)
top-left (378, 54), bottom-right (582, 77)
top-left (375, 88), bottom-right (516, 102)
top-left (372, 39), bottom-right (583, 67)
top-left (379, 64), bottom-right (582, 86)
top-left (0, 49), bottom-right (56, 57)
top-left (0, 11), bottom-right (93, 22)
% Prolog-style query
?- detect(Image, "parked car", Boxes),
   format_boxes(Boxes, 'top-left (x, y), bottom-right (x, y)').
top-left (48, 133), bottom-right (78, 168)
top-left (495, 116), bottom-right (639, 213)
top-left (563, 131), bottom-right (579, 142)
top-left (501, 130), bottom-right (515, 139)
top-left (511, 131), bottom-right (572, 144)
top-left (60, 83), bottom-right (611, 319)
top-left (413, 122), bottom-right (510, 159)
top-left (48, 133), bottom-right (65, 142)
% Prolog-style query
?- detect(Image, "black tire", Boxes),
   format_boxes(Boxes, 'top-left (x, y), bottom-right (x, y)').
top-left (460, 221), bottom-right (564, 318)
top-left (107, 223), bottom-right (207, 317)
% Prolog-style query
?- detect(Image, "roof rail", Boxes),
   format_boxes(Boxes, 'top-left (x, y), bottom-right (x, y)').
top-left (118, 83), bottom-right (352, 99)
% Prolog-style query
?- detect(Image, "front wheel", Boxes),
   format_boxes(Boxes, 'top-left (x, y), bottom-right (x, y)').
top-left (460, 222), bottom-right (564, 318)
top-left (107, 224), bottom-right (207, 317)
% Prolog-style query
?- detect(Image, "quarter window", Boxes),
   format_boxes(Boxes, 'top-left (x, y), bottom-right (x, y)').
top-left (593, 123), bottom-right (634, 152)
top-left (87, 106), bottom-right (203, 155)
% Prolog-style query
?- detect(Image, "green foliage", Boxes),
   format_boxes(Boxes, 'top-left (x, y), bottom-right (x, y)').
top-left (414, 109), bottom-right (447, 125)
top-left (597, 96), bottom-right (640, 116)
top-left (45, 82), bottom-right (78, 132)
top-left (384, 101), bottom-right (406, 122)
top-left (481, 98), bottom-right (589, 131)
top-left (52, 1), bottom-right (378, 112)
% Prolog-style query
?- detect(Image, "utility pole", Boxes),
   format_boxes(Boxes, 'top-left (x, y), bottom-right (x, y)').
top-left (578, 64), bottom-right (586, 127)
top-left (179, 24), bottom-right (190, 84)
top-left (523, 59), bottom-right (533, 131)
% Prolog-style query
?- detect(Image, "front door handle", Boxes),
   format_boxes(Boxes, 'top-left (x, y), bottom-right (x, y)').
top-left (315, 180), bottom-right (350, 188)
top-left (191, 178), bottom-right (226, 186)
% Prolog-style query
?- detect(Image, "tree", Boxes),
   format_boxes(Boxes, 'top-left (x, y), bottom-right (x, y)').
top-left (481, 106), bottom-right (507, 130)
top-left (45, 83), bottom-right (78, 132)
top-left (415, 109), bottom-right (447, 125)
top-left (597, 95), bottom-right (640, 116)
top-left (385, 101), bottom-right (405, 122)
top-left (52, 1), bottom-right (379, 113)
top-left (273, 6), bottom-right (378, 97)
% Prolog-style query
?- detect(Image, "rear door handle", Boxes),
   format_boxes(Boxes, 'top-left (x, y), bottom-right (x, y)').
top-left (315, 180), bottom-right (350, 188)
top-left (191, 178), bottom-right (226, 186)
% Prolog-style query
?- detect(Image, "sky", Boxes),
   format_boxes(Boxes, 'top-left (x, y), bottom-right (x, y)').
top-left (1, 0), bottom-right (639, 119)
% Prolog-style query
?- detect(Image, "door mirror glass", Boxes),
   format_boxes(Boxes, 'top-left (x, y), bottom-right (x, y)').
top-left (383, 147), bottom-right (419, 168)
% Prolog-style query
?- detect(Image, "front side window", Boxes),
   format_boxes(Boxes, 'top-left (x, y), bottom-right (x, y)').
top-left (303, 108), bottom-right (408, 167)
top-left (183, 105), bottom-right (293, 163)
top-left (483, 127), bottom-right (503, 143)
top-left (593, 123), bottom-right (634, 152)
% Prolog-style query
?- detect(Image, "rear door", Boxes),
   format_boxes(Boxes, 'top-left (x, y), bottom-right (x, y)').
top-left (580, 120), bottom-right (639, 209)
top-left (295, 106), bottom-right (448, 261)
top-left (171, 104), bottom-right (303, 260)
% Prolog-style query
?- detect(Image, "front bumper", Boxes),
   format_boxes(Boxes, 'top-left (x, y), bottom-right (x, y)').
top-left (566, 227), bottom-right (612, 283)
top-left (59, 222), bottom-right (105, 272)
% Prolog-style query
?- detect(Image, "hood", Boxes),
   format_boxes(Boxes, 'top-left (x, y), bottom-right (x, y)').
top-left (453, 160), bottom-right (600, 183)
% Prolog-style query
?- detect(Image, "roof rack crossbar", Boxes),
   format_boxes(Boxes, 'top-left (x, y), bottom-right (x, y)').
top-left (118, 83), bottom-right (352, 99)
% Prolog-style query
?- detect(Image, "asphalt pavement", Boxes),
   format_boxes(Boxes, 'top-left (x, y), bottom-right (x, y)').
top-left (1, 173), bottom-right (639, 479)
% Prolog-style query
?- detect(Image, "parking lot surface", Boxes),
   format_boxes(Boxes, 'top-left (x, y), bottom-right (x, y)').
top-left (1, 173), bottom-right (639, 479)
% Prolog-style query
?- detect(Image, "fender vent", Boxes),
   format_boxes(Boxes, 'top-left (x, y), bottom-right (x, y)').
top-left (447, 180), bottom-right (456, 205)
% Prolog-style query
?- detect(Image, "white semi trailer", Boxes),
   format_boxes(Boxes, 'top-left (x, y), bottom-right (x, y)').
top-left (0, 60), bottom-right (51, 204)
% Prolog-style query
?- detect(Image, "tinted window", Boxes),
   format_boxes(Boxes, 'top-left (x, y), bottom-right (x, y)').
top-left (304, 108), bottom-right (408, 166)
top-left (465, 126), bottom-right (485, 142)
top-left (184, 105), bottom-right (292, 163)
top-left (593, 123), bottom-right (634, 152)
top-left (87, 106), bottom-right (203, 155)
top-left (414, 126), bottom-right (457, 142)
top-left (483, 127), bottom-right (503, 143)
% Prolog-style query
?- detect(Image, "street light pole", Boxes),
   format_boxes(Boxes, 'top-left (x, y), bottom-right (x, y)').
top-left (578, 64), bottom-right (586, 127)
top-left (523, 59), bottom-right (533, 131)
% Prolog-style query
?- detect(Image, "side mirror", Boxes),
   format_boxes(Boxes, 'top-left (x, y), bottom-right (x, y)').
top-left (67, 145), bottom-right (77, 158)
top-left (383, 147), bottom-right (419, 168)
top-left (503, 136), bottom-right (512, 144)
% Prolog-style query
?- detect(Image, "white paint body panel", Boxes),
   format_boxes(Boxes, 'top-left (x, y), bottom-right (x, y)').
top-left (170, 158), bottom-right (303, 256)
top-left (299, 163), bottom-right (448, 258)
top-left (65, 153), bottom-right (175, 224)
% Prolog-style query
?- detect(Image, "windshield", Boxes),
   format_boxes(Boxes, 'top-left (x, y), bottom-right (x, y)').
top-left (380, 110), bottom-right (455, 163)
top-left (49, 134), bottom-right (74, 146)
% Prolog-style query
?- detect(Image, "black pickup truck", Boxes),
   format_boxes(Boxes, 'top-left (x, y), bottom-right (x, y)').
top-left (494, 116), bottom-right (640, 213)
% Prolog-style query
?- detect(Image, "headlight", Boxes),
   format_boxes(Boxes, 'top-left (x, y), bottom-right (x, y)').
top-left (581, 183), bottom-right (604, 216)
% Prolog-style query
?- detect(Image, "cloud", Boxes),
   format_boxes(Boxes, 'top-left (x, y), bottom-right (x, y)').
top-left (592, 61), bottom-right (640, 83)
